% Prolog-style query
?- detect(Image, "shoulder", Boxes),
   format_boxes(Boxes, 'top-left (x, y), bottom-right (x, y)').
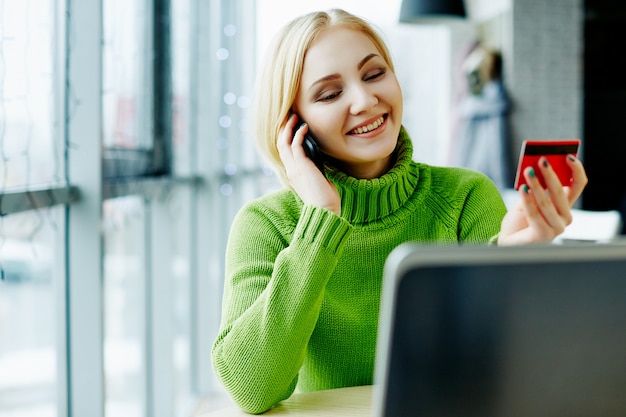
top-left (413, 163), bottom-right (506, 242)
top-left (428, 164), bottom-right (497, 188)
top-left (231, 188), bottom-right (303, 232)
top-left (415, 163), bottom-right (504, 208)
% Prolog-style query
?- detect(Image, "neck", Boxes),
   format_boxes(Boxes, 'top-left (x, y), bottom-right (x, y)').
top-left (330, 153), bottom-right (396, 180)
top-left (325, 127), bottom-right (418, 224)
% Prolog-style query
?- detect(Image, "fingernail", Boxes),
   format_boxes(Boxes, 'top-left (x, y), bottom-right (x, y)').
top-left (529, 168), bottom-right (535, 178)
top-left (542, 157), bottom-right (549, 168)
top-left (288, 113), bottom-right (295, 121)
top-left (567, 154), bottom-right (577, 162)
top-left (522, 184), bottom-right (529, 194)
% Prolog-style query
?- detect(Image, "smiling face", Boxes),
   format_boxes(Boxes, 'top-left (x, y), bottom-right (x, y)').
top-left (293, 27), bottom-right (403, 179)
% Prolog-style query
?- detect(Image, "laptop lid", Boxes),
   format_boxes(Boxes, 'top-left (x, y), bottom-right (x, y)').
top-left (373, 241), bottom-right (626, 417)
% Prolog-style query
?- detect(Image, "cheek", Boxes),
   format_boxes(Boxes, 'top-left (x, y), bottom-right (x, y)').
top-left (394, 90), bottom-right (403, 119)
top-left (386, 78), bottom-right (403, 108)
top-left (307, 108), bottom-right (346, 146)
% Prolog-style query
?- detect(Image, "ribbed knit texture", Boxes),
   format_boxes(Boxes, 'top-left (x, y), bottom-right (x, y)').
top-left (211, 128), bottom-right (507, 414)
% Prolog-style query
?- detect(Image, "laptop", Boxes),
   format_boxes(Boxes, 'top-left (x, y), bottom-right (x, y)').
top-left (373, 241), bottom-right (626, 417)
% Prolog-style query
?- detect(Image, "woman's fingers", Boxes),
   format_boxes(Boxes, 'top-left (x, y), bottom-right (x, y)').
top-left (521, 164), bottom-right (566, 237)
top-left (536, 157), bottom-right (572, 226)
top-left (277, 114), bottom-right (300, 172)
top-left (564, 154), bottom-right (588, 205)
top-left (501, 154), bottom-right (589, 246)
top-left (277, 113), bottom-right (311, 164)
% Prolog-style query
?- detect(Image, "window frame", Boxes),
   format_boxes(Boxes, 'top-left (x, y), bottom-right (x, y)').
top-left (0, 0), bottom-right (260, 415)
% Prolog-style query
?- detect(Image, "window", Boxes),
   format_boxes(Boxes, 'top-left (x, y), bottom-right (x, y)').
top-left (103, 197), bottom-right (147, 417)
top-left (0, 0), bottom-right (265, 415)
top-left (0, 1), bottom-right (61, 416)
top-left (0, 0), bottom-right (60, 189)
top-left (0, 210), bottom-right (60, 417)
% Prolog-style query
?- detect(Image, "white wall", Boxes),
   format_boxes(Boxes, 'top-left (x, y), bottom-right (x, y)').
top-left (385, 23), bottom-right (462, 165)
top-left (467, 0), bottom-right (512, 21)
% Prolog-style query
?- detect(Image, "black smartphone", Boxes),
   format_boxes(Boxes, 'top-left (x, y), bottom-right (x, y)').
top-left (294, 121), bottom-right (325, 172)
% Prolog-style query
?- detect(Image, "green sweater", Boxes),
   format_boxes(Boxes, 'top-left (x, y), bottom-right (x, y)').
top-left (211, 129), bottom-right (507, 414)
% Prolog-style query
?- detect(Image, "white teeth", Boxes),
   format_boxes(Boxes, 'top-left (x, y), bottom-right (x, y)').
top-left (351, 116), bottom-right (385, 134)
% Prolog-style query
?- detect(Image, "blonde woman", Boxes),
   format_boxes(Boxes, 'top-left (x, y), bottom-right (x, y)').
top-left (211, 9), bottom-right (587, 414)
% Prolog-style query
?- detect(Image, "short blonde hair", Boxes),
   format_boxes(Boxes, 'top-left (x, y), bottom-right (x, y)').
top-left (251, 9), bottom-right (396, 186)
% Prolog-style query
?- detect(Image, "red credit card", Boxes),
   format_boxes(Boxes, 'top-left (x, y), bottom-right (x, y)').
top-left (514, 139), bottom-right (580, 190)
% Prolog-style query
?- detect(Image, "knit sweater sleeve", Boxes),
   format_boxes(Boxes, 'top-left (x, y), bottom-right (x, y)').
top-left (211, 200), bottom-right (353, 414)
top-left (456, 172), bottom-right (508, 243)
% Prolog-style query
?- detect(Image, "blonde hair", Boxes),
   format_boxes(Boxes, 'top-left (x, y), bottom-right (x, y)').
top-left (251, 9), bottom-right (396, 186)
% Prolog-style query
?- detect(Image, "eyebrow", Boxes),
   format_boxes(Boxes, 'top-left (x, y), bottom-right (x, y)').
top-left (308, 53), bottom-right (381, 92)
top-left (358, 53), bottom-right (379, 70)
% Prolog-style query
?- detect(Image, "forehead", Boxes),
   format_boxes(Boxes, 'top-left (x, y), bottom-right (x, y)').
top-left (301, 28), bottom-right (380, 78)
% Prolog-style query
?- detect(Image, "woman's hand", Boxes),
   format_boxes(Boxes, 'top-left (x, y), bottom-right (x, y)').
top-left (277, 114), bottom-right (341, 216)
top-left (498, 154), bottom-right (588, 246)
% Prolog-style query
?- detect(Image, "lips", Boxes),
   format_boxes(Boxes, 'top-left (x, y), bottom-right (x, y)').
top-left (347, 115), bottom-right (387, 135)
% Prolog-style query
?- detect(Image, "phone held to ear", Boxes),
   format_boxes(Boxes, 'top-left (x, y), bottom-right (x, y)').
top-left (513, 139), bottom-right (580, 190)
top-left (294, 121), bottom-right (325, 172)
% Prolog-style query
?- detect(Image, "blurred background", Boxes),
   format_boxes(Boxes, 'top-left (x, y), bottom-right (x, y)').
top-left (0, 0), bottom-right (624, 416)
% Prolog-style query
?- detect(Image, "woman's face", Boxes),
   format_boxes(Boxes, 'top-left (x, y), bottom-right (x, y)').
top-left (293, 28), bottom-right (403, 179)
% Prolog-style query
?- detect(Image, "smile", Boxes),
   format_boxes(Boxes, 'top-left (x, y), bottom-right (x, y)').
top-left (348, 115), bottom-right (386, 135)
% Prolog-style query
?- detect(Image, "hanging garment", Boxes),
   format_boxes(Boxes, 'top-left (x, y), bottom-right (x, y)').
top-left (456, 79), bottom-right (512, 190)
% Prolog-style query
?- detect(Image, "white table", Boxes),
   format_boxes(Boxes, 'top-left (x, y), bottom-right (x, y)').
top-left (198, 385), bottom-right (373, 416)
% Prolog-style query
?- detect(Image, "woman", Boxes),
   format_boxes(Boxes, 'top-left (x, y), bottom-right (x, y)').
top-left (211, 9), bottom-right (587, 414)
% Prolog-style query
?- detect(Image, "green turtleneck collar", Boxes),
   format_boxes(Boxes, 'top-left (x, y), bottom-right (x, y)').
top-left (325, 127), bottom-right (419, 225)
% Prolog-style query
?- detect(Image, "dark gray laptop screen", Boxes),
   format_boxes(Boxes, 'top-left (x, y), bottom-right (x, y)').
top-left (375, 244), bottom-right (626, 417)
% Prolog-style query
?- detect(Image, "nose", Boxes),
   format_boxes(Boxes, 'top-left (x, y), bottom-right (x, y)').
top-left (349, 84), bottom-right (378, 115)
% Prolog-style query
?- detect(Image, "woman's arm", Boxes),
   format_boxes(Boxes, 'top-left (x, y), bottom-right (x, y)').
top-left (211, 202), bottom-right (352, 414)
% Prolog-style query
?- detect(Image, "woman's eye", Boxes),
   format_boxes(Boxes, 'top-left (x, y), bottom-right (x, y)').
top-left (318, 91), bottom-right (341, 102)
top-left (365, 70), bottom-right (386, 81)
